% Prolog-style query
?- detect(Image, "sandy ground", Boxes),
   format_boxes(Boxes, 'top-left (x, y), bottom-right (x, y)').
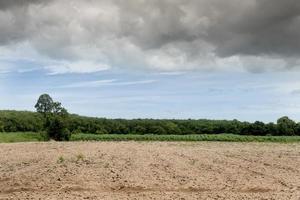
top-left (0, 142), bottom-right (299, 200)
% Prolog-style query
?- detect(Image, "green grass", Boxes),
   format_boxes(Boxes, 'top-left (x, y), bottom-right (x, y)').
top-left (1, 132), bottom-right (300, 143)
top-left (71, 133), bottom-right (300, 143)
top-left (0, 132), bottom-right (45, 143)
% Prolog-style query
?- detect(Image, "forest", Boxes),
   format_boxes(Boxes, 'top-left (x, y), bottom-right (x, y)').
top-left (0, 109), bottom-right (299, 136)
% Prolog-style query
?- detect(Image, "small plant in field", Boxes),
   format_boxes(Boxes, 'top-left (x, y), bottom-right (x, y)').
top-left (190, 159), bottom-right (197, 165)
top-left (57, 156), bottom-right (65, 164)
top-left (76, 153), bottom-right (85, 162)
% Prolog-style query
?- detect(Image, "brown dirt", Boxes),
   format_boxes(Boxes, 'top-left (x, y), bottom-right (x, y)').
top-left (0, 142), bottom-right (299, 199)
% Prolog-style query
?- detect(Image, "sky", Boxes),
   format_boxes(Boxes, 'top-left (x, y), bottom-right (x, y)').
top-left (1, 0), bottom-right (300, 122)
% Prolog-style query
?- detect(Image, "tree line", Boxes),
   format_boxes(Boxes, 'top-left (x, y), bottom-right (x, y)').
top-left (0, 94), bottom-right (300, 140)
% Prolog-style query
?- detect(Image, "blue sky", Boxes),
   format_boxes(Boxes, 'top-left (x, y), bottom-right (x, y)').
top-left (1, 0), bottom-right (300, 122)
top-left (2, 64), bottom-right (300, 122)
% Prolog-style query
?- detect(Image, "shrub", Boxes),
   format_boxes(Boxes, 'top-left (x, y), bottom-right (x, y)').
top-left (148, 125), bottom-right (167, 135)
top-left (47, 116), bottom-right (70, 141)
top-left (0, 120), bottom-right (4, 132)
top-left (132, 125), bottom-right (146, 134)
top-left (95, 127), bottom-right (108, 134)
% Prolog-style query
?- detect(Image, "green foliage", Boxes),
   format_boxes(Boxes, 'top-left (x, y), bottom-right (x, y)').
top-left (164, 122), bottom-right (182, 134)
top-left (71, 133), bottom-right (300, 143)
top-left (35, 94), bottom-right (54, 115)
top-left (75, 153), bottom-right (85, 162)
top-left (0, 132), bottom-right (46, 143)
top-left (57, 156), bottom-right (65, 164)
top-left (0, 110), bottom-right (43, 132)
top-left (132, 125), bottom-right (146, 134)
top-left (0, 94), bottom-right (299, 138)
top-left (1, 109), bottom-right (300, 136)
top-left (95, 127), bottom-right (108, 134)
top-left (249, 121), bottom-right (267, 136)
top-left (0, 120), bottom-right (4, 132)
top-left (295, 123), bottom-right (300, 136)
top-left (47, 115), bottom-right (70, 141)
top-left (0, 132), bottom-right (300, 143)
top-left (148, 125), bottom-right (167, 135)
top-left (277, 116), bottom-right (296, 136)
top-left (34, 94), bottom-right (71, 141)
top-left (34, 93), bottom-right (68, 120)
top-left (52, 102), bottom-right (68, 117)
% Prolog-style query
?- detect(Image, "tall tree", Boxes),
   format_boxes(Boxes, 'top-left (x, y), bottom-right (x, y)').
top-left (35, 94), bottom-right (54, 116)
top-left (35, 94), bottom-right (70, 141)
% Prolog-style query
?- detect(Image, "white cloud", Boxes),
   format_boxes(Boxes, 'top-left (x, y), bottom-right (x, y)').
top-left (158, 71), bottom-right (187, 76)
top-left (61, 79), bottom-right (157, 88)
top-left (61, 79), bottom-right (116, 88)
top-left (45, 61), bottom-right (111, 75)
top-left (112, 80), bottom-right (157, 86)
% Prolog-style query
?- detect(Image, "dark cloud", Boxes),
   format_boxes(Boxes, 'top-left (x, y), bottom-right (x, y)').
top-left (206, 0), bottom-right (300, 58)
top-left (0, 0), bottom-right (299, 72)
top-left (0, 0), bottom-right (52, 45)
top-left (0, 0), bottom-right (47, 10)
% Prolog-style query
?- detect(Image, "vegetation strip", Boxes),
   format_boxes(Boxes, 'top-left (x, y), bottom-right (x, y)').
top-left (2, 110), bottom-right (300, 137)
top-left (1, 94), bottom-right (300, 143)
top-left (1, 132), bottom-right (300, 143)
top-left (71, 134), bottom-right (300, 142)
top-left (0, 132), bottom-right (45, 143)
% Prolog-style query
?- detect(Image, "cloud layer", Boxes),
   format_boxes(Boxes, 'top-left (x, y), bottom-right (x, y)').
top-left (0, 0), bottom-right (299, 73)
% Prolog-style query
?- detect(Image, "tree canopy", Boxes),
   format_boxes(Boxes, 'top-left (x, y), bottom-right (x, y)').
top-left (0, 94), bottom-right (299, 137)
top-left (35, 94), bottom-right (70, 141)
top-left (35, 94), bottom-right (54, 115)
top-left (1, 110), bottom-right (300, 136)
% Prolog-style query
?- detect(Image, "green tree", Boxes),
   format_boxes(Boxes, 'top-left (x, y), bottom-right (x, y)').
top-left (250, 121), bottom-right (266, 136)
top-left (47, 115), bottom-right (71, 141)
top-left (52, 102), bottom-right (68, 116)
top-left (277, 116), bottom-right (296, 136)
top-left (35, 94), bottom-right (70, 141)
top-left (0, 120), bottom-right (4, 132)
top-left (35, 94), bottom-right (54, 116)
top-left (295, 123), bottom-right (300, 136)
top-left (148, 125), bottom-right (167, 135)
top-left (132, 125), bottom-right (146, 134)
top-left (265, 122), bottom-right (277, 135)
top-left (164, 122), bottom-right (182, 135)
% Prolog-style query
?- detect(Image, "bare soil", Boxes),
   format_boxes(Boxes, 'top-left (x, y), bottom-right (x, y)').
top-left (0, 142), bottom-right (299, 199)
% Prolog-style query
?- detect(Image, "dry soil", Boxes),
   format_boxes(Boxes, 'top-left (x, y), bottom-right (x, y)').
top-left (0, 142), bottom-right (299, 199)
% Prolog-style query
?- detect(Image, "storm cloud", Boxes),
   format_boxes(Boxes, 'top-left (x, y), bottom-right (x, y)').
top-left (0, 0), bottom-right (299, 73)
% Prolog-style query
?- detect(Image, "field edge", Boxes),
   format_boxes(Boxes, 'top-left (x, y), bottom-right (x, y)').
top-left (1, 132), bottom-right (300, 143)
